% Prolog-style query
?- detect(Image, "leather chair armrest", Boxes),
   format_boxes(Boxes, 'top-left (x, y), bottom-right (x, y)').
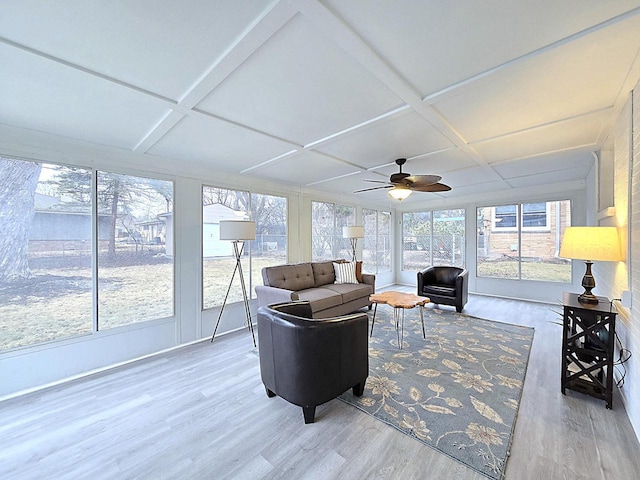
top-left (417, 266), bottom-right (435, 291)
top-left (455, 268), bottom-right (469, 305)
top-left (268, 301), bottom-right (313, 318)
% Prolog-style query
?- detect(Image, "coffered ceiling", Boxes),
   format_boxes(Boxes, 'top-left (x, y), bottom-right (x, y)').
top-left (1, 1), bottom-right (640, 206)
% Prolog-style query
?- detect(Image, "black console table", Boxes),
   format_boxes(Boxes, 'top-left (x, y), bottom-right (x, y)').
top-left (561, 292), bottom-right (617, 409)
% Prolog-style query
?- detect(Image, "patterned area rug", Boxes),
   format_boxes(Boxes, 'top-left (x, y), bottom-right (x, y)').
top-left (339, 307), bottom-right (534, 480)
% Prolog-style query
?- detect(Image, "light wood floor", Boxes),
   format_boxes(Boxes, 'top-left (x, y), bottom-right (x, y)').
top-left (1, 289), bottom-right (640, 479)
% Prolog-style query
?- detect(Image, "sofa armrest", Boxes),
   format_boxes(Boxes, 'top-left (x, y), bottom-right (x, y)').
top-left (255, 285), bottom-right (298, 308)
top-left (361, 273), bottom-right (375, 293)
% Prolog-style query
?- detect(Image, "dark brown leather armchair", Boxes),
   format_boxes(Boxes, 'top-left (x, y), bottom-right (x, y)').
top-left (257, 301), bottom-right (369, 424)
top-left (417, 266), bottom-right (469, 313)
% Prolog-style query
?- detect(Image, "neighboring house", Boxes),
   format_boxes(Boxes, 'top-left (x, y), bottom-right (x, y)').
top-left (202, 204), bottom-right (246, 258)
top-left (28, 193), bottom-right (110, 256)
top-left (477, 201), bottom-right (571, 261)
top-left (136, 218), bottom-right (166, 244)
top-left (161, 203), bottom-right (244, 258)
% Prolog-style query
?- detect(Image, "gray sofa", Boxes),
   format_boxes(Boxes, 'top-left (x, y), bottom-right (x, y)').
top-left (255, 260), bottom-right (375, 318)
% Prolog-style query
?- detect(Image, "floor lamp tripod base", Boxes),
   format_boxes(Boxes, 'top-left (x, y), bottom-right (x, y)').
top-left (210, 240), bottom-right (256, 347)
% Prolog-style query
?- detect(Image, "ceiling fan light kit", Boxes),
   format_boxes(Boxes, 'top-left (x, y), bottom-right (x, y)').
top-left (355, 158), bottom-right (451, 199)
top-left (388, 185), bottom-right (412, 200)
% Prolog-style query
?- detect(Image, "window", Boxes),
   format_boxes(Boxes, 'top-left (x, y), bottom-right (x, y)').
top-left (1, 158), bottom-right (93, 350)
top-left (494, 205), bottom-right (517, 228)
top-left (0, 157), bottom-right (175, 350)
top-left (202, 186), bottom-right (250, 310)
top-left (250, 192), bottom-right (287, 294)
top-left (363, 209), bottom-right (391, 273)
top-left (402, 209), bottom-right (465, 270)
top-left (522, 202), bottom-right (547, 228)
top-left (202, 187), bottom-right (288, 310)
top-left (493, 203), bottom-right (549, 230)
top-left (97, 172), bottom-right (174, 329)
top-left (311, 201), bottom-right (355, 261)
top-left (478, 200), bottom-right (571, 282)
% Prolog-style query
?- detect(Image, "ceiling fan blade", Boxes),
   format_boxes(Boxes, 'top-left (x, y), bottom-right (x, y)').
top-left (363, 179), bottom-right (392, 184)
top-left (403, 174), bottom-right (442, 186)
top-left (410, 182), bottom-right (451, 192)
top-left (354, 185), bottom-right (393, 193)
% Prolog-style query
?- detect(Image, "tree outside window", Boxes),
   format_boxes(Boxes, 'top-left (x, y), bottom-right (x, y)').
top-left (363, 208), bottom-right (391, 273)
top-left (0, 156), bottom-right (175, 350)
top-left (97, 172), bottom-right (174, 329)
top-left (311, 201), bottom-right (354, 261)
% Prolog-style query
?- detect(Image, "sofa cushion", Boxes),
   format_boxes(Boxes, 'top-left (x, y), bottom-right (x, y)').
top-left (263, 263), bottom-right (315, 291)
top-left (295, 288), bottom-right (343, 313)
top-left (311, 261), bottom-right (337, 287)
top-left (333, 261), bottom-right (358, 284)
top-left (422, 285), bottom-right (456, 297)
top-left (323, 283), bottom-right (373, 303)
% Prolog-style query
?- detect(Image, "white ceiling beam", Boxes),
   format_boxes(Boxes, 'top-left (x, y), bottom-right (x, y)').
top-left (177, 0), bottom-right (297, 110)
top-left (422, 6), bottom-right (640, 106)
top-left (133, 0), bottom-right (298, 153)
top-left (466, 106), bottom-right (613, 146)
top-left (0, 35), bottom-right (177, 106)
top-left (291, 0), bottom-right (509, 188)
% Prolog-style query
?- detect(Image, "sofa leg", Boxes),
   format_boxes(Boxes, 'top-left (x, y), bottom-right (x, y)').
top-left (303, 406), bottom-right (316, 424)
top-left (265, 387), bottom-right (276, 398)
top-left (456, 306), bottom-right (463, 313)
top-left (352, 381), bottom-right (365, 397)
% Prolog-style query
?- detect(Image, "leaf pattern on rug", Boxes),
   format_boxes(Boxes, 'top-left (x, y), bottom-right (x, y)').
top-left (339, 307), bottom-right (534, 480)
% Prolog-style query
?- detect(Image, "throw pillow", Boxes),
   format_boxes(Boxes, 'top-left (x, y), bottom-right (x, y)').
top-left (333, 261), bottom-right (358, 284)
top-left (356, 261), bottom-right (363, 283)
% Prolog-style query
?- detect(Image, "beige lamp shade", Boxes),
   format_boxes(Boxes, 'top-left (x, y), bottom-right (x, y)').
top-left (559, 226), bottom-right (621, 262)
top-left (343, 226), bottom-right (364, 238)
top-left (219, 220), bottom-right (256, 241)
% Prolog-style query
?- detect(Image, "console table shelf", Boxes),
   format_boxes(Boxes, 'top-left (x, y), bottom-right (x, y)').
top-left (561, 292), bottom-right (617, 409)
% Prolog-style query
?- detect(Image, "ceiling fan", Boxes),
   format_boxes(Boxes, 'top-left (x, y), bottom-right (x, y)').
top-left (354, 158), bottom-right (451, 200)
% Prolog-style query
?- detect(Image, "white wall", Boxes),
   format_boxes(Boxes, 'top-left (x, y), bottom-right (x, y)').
top-left (596, 84), bottom-right (640, 441)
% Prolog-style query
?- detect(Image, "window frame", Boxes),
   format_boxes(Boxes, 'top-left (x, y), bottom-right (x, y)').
top-left (492, 203), bottom-right (551, 232)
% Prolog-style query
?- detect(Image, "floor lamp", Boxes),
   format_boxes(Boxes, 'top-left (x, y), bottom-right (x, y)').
top-left (211, 220), bottom-right (256, 346)
top-left (343, 226), bottom-right (364, 262)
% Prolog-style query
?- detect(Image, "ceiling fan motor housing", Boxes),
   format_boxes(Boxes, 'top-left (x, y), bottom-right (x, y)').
top-left (390, 172), bottom-right (410, 183)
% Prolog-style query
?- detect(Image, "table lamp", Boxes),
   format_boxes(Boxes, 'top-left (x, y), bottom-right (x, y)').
top-left (559, 226), bottom-right (621, 304)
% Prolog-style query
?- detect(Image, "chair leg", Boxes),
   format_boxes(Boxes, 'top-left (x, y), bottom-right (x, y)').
top-left (303, 406), bottom-right (316, 424)
top-left (352, 381), bottom-right (365, 397)
top-left (265, 387), bottom-right (276, 398)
